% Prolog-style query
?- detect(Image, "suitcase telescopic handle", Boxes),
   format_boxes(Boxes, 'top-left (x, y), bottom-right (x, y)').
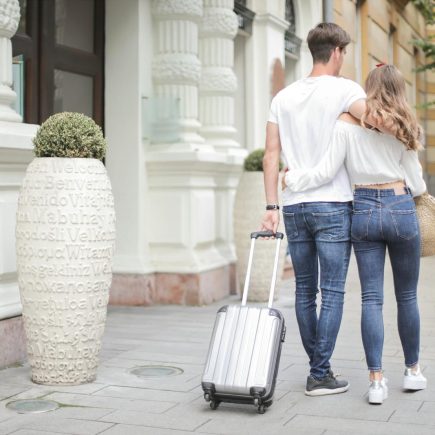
top-left (250, 231), bottom-right (284, 239)
top-left (241, 231), bottom-right (283, 309)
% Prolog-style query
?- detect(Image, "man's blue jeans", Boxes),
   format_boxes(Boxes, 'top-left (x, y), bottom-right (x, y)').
top-left (352, 188), bottom-right (420, 371)
top-left (283, 202), bottom-right (352, 380)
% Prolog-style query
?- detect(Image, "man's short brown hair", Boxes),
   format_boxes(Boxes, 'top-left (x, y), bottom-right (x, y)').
top-left (307, 23), bottom-right (351, 64)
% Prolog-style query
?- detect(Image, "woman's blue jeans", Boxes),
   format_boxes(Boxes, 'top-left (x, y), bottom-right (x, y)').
top-left (352, 188), bottom-right (421, 371)
top-left (283, 202), bottom-right (352, 380)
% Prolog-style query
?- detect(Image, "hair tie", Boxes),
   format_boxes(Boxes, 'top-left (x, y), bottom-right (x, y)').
top-left (376, 62), bottom-right (386, 68)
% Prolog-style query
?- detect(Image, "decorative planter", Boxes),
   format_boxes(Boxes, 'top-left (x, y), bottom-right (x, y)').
top-left (234, 172), bottom-right (286, 302)
top-left (16, 158), bottom-right (116, 385)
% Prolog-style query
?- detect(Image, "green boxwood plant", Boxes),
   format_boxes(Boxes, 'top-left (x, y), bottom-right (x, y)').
top-left (243, 148), bottom-right (283, 171)
top-left (33, 112), bottom-right (106, 160)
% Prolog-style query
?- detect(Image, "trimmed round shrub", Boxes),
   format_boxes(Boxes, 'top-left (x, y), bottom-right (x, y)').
top-left (243, 148), bottom-right (283, 171)
top-left (33, 112), bottom-right (106, 160)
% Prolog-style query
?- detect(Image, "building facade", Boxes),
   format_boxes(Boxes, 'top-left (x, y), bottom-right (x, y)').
top-left (0, 0), bottom-right (432, 368)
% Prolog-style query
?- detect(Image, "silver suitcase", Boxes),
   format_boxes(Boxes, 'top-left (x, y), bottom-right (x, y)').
top-left (201, 231), bottom-right (286, 414)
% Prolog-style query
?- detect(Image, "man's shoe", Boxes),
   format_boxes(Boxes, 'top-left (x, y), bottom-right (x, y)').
top-left (305, 372), bottom-right (349, 396)
top-left (403, 366), bottom-right (427, 390)
top-left (368, 378), bottom-right (388, 404)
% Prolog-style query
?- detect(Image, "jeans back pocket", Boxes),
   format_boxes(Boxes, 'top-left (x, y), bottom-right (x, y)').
top-left (351, 209), bottom-right (372, 241)
top-left (389, 209), bottom-right (418, 240)
top-left (312, 209), bottom-right (347, 241)
top-left (283, 212), bottom-right (298, 240)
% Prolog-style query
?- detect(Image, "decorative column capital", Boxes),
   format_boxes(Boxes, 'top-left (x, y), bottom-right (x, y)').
top-left (152, 0), bottom-right (202, 19)
top-left (200, 68), bottom-right (237, 93)
top-left (152, 54), bottom-right (201, 85)
top-left (0, 0), bottom-right (20, 38)
top-left (200, 8), bottom-right (238, 38)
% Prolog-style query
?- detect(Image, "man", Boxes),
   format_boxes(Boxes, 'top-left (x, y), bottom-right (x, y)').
top-left (261, 23), bottom-right (367, 396)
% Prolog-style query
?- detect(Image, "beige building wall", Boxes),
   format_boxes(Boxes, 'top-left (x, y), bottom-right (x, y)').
top-left (335, 0), bottom-right (433, 188)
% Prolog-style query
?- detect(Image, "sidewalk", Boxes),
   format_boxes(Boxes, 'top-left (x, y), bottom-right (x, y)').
top-left (0, 255), bottom-right (434, 435)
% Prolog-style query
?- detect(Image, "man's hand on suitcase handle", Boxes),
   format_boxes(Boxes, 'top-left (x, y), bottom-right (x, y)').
top-left (259, 210), bottom-right (280, 239)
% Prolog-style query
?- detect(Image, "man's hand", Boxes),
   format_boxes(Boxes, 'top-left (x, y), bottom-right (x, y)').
top-left (260, 210), bottom-right (280, 235)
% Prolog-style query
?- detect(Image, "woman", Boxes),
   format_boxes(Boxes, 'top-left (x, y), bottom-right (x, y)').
top-left (283, 64), bottom-right (427, 404)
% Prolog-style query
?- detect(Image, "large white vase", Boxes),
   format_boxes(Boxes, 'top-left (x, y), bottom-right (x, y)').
top-left (234, 172), bottom-right (287, 302)
top-left (16, 158), bottom-right (116, 385)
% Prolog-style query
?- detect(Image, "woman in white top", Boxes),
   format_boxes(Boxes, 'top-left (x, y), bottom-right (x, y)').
top-left (284, 64), bottom-right (427, 404)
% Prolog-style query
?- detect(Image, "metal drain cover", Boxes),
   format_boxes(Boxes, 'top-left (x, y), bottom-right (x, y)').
top-left (130, 365), bottom-right (183, 378)
top-left (6, 399), bottom-right (59, 414)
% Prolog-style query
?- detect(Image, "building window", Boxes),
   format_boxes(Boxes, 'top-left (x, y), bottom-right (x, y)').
top-left (285, 0), bottom-right (296, 34)
top-left (234, 0), bottom-right (255, 35)
top-left (11, 0), bottom-right (105, 126)
top-left (285, 0), bottom-right (301, 58)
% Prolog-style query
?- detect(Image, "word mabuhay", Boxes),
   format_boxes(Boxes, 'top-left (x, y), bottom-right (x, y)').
top-left (17, 191), bottom-right (114, 213)
top-left (17, 209), bottom-right (115, 226)
top-left (16, 227), bottom-right (116, 242)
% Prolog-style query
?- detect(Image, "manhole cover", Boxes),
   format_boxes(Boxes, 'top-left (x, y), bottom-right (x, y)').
top-left (6, 399), bottom-right (59, 414)
top-left (130, 365), bottom-right (183, 378)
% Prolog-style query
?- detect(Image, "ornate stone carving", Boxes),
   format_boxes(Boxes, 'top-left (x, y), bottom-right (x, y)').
top-left (16, 158), bottom-right (116, 385)
top-left (200, 68), bottom-right (237, 93)
top-left (0, 0), bottom-right (20, 37)
top-left (201, 8), bottom-right (238, 38)
top-left (152, 54), bottom-right (201, 84)
top-left (152, 0), bottom-right (202, 18)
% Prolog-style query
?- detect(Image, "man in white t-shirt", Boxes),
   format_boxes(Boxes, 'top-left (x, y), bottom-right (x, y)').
top-left (261, 23), bottom-right (367, 396)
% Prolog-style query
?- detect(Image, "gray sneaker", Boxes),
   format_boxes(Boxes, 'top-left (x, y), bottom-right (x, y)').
top-left (305, 371), bottom-right (349, 396)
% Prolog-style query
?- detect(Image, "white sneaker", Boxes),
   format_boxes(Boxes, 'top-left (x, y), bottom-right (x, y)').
top-left (403, 366), bottom-right (427, 390)
top-left (368, 378), bottom-right (388, 404)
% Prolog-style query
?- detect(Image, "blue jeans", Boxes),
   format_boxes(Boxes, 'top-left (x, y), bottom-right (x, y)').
top-left (352, 188), bottom-right (421, 371)
top-left (283, 202), bottom-right (352, 379)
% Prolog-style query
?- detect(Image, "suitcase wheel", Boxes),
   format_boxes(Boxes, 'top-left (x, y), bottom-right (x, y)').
top-left (204, 393), bottom-right (211, 402)
top-left (257, 404), bottom-right (266, 414)
top-left (209, 400), bottom-right (220, 410)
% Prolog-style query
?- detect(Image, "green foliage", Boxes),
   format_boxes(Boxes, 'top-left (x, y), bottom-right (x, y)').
top-left (412, 0), bottom-right (435, 24)
top-left (411, 0), bottom-right (435, 74)
top-left (243, 148), bottom-right (284, 172)
top-left (33, 112), bottom-right (106, 160)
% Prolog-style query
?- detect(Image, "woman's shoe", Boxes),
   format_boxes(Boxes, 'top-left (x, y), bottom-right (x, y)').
top-left (403, 366), bottom-right (427, 390)
top-left (368, 378), bottom-right (388, 404)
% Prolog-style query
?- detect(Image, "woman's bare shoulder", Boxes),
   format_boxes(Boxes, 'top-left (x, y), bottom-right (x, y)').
top-left (338, 113), bottom-right (360, 125)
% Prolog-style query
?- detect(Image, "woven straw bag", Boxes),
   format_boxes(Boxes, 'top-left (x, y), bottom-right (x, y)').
top-left (415, 193), bottom-right (435, 257)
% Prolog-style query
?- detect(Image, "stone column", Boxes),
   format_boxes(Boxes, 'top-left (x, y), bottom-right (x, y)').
top-left (151, 0), bottom-right (204, 148)
top-left (0, 0), bottom-right (21, 122)
top-left (199, 0), bottom-right (240, 152)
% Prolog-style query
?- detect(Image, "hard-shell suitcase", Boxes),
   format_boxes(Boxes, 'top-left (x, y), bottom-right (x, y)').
top-left (201, 231), bottom-right (286, 414)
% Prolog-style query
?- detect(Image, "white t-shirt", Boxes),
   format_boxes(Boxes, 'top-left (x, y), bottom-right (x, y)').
top-left (285, 120), bottom-right (427, 197)
top-left (268, 75), bottom-right (366, 206)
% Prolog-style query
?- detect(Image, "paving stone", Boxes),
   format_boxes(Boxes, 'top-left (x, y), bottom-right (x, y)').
top-left (44, 392), bottom-right (176, 413)
top-left (286, 414), bottom-right (435, 435)
top-left (9, 430), bottom-right (65, 435)
top-left (0, 386), bottom-right (31, 401)
top-left (99, 409), bottom-right (210, 431)
top-left (99, 424), bottom-right (216, 435)
top-left (93, 386), bottom-right (200, 403)
top-left (5, 414), bottom-right (114, 435)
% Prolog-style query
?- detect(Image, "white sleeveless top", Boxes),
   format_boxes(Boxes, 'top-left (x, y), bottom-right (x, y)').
top-left (284, 120), bottom-right (426, 198)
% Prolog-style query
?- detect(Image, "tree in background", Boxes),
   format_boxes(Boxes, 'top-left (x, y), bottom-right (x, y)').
top-left (412, 0), bottom-right (435, 106)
